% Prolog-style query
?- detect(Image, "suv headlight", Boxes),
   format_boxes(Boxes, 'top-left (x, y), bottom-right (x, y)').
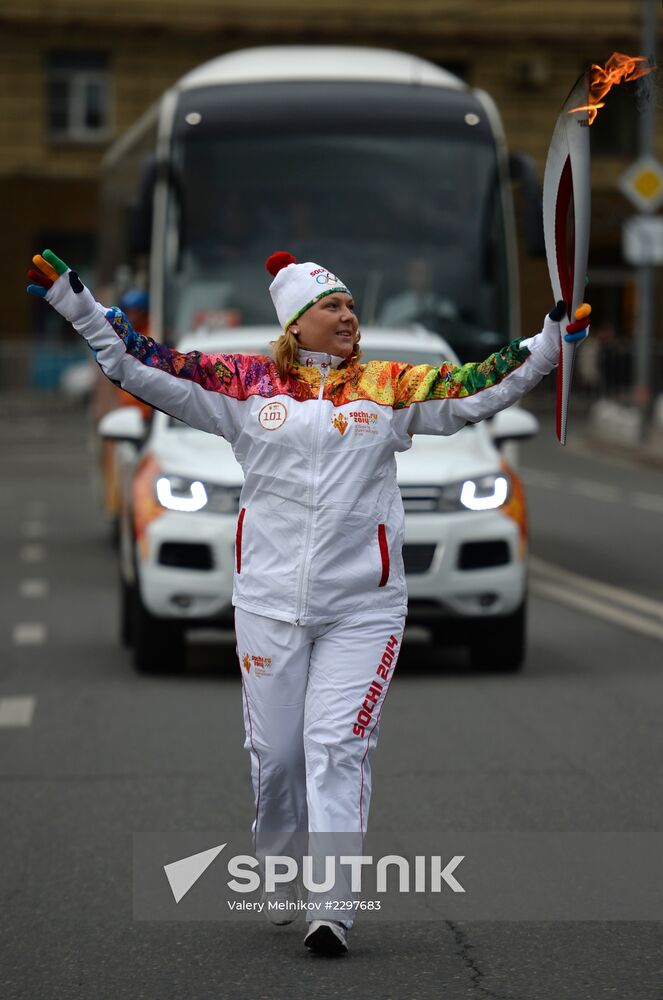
top-left (401, 474), bottom-right (511, 513)
top-left (155, 476), bottom-right (241, 514)
top-left (156, 476), bottom-right (207, 512)
top-left (441, 474), bottom-right (510, 511)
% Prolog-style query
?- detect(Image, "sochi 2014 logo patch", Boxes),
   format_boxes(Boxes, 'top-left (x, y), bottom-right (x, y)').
top-left (332, 410), bottom-right (378, 436)
top-left (349, 410), bottom-right (379, 435)
top-left (258, 401), bottom-right (287, 430)
top-left (332, 413), bottom-right (348, 435)
top-left (242, 652), bottom-right (273, 677)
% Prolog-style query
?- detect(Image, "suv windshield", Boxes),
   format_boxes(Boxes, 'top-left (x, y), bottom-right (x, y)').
top-left (164, 130), bottom-right (509, 362)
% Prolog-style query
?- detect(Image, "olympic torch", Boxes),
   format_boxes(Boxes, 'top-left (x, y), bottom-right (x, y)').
top-left (542, 52), bottom-right (655, 444)
top-left (542, 73), bottom-right (592, 445)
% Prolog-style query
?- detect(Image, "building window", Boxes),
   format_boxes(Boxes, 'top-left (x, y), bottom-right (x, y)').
top-left (46, 51), bottom-right (110, 143)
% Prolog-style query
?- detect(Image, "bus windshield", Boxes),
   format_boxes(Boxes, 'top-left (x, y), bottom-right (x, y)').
top-left (164, 130), bottom-right (509, 361)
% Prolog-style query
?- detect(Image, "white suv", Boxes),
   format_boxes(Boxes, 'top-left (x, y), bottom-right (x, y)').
top-left (100, 327), bottom-right (538, 674)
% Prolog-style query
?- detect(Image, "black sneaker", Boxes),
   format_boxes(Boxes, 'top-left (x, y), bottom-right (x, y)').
top-left (304, 920), bottom-right (349, 955)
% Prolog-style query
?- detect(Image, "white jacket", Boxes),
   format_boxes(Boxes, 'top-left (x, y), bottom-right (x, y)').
top-left (48, 273), bottom-right (560, 625)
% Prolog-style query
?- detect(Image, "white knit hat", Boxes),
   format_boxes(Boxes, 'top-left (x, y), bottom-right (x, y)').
top-left (266, 251), bottom-right (351, 329)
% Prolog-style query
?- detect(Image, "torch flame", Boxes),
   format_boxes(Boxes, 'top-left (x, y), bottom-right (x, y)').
top-left (569, 51), bottom-right (655, 124)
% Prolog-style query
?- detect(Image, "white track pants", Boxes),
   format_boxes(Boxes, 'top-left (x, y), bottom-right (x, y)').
top-left (234, 607), bottom-right (405, 925)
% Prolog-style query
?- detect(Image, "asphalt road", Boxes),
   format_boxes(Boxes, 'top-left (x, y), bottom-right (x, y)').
top-left (2, 404), bottom-right (663, 1000)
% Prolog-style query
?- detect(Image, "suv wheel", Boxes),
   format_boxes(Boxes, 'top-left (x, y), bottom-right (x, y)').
top-left (120, 575), bottom-right (135, 648)
top-left (132, 588), bottom-right (186, 674)
top-left (469, 599), bottom-right (527, 673)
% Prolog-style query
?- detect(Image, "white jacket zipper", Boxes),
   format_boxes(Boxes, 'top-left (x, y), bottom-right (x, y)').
top-left (293, 364), bottom-right (328, 624)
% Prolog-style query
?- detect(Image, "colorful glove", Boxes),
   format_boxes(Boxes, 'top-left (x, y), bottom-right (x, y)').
top-left (548, 300), bottom-right (592, 343)
top-left (27, 249), bottom-right (98, 327)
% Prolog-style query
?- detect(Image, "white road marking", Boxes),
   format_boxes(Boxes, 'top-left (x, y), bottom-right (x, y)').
top-left (521, 471), bottom-right (562, 490)
top-left (569, 479), bottom-right (623, 503)
top-left (19, 579), bottom-right (49, 598)
top-left (522, 470), bottom-right (663, 516)
top-left (12, 623), bottom-right (47, 645)
top-left (530, 555), bottom-right (663, 641)
top-left (0, 696), bottom-right (35, 727)
top-left (22, 521), bottom-right (45, 539)
top-left (631, 491), bottom-right (663, 514)
top-left (530, 555), bottom-right (663, 621)
top-left (531, 579), bottom-right (663, 643)
top-left (20, 545), bottom-right (45, 563)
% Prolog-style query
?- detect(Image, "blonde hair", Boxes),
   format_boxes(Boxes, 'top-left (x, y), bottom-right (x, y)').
top-left (271, 326), bottom-right (362, 379)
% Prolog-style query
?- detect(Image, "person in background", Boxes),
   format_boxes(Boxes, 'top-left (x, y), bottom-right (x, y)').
top-left (379, 256), bottom-right (458, 329)
top-left (92, 288), bottom-right (152, 525)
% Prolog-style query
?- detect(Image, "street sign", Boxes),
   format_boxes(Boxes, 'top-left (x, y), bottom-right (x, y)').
top-left (622, 215), bottom-right (663, 266)
top-left (617, 156), bottom-right (663, 213)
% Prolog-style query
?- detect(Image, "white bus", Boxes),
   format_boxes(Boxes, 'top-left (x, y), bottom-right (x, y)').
top-left (99, 45), bottom-right (541, 361)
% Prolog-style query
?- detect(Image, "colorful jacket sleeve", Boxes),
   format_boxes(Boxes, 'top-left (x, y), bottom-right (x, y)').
top-left (74, 305), bottom-right (247, 443)
top-left (393, 324), bottom-right (559, 437)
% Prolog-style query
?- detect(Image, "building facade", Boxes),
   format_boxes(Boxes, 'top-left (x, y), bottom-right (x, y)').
top-left (1, 0), bottom-right (660, 345)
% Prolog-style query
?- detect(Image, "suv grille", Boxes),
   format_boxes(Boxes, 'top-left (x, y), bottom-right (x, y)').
top-left (458, 541), bottom-right (510, 570)
top-left (158, 542), bottom-right (214, 570)
top-left (399, 486), bottom-right (442, 513)
top-left (403, 544), bottom-right (436, 574)
top-left (204, 485), bottom-right (242, 514)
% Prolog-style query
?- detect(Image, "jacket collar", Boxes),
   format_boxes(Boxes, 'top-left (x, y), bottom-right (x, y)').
top-left (296, 348), bottom-right (345, 371)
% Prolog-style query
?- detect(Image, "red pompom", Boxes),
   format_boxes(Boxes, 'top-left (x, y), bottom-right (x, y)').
top-left (265, 251), bottom-right (297, 276)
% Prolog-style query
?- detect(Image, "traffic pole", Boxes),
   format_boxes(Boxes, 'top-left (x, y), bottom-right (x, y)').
top-left (633, 0), bottom-right (659, 439)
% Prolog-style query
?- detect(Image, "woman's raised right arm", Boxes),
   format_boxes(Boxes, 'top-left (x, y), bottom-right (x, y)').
top-left (27, 250), bottom-right (244, 441)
